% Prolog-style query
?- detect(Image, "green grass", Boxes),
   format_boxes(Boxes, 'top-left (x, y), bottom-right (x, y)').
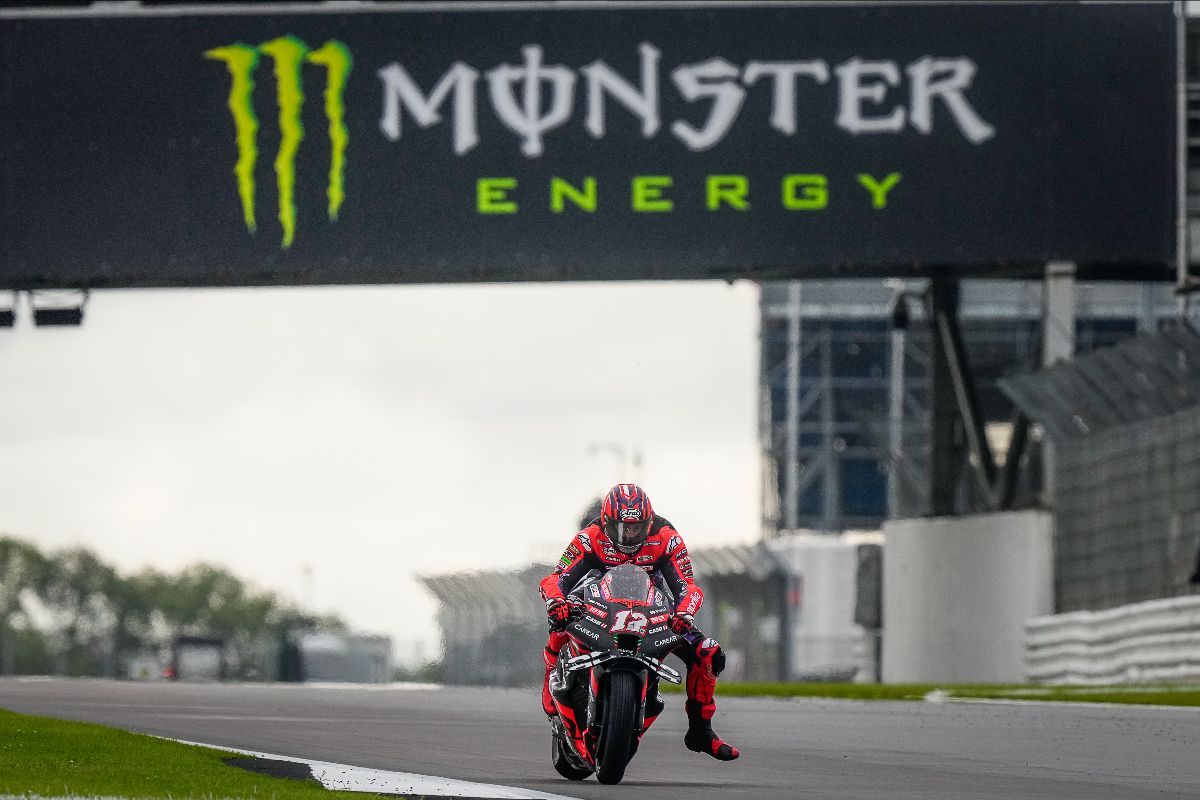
top-left (0, 708), bottom-right (376, 799)
top-left (944, 685), bottom-right (1200, 706)
top-left (661, 682), bottom-right (1200, 706)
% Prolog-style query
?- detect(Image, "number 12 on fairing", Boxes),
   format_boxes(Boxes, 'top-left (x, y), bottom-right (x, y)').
top-left (612, 610), bottom-right (648, 633)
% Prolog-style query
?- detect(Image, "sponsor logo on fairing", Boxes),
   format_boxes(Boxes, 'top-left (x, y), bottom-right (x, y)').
top-left (653, 638), bottom-right (675, 648)
top-left (647, 625), bottom-right (667, 635)
top-left (573, 624), bottom-right (600, 640)
top-left (649, 614), bottom-right (668, 624)
top-left (585, 605), bottom-right (607, 618)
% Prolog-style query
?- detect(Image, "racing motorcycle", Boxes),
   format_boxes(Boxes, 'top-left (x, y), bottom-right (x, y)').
top-left (546, 563), bottom-right (683, 785)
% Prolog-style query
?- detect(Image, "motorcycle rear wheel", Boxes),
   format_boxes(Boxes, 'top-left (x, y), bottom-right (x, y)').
top-left (595, 671), bottom-right (638, 785)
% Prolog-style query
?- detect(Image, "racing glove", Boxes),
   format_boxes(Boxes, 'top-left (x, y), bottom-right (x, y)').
top-left (669, 612), bottom-right (695, 635)
top-left (546, 598), bottom-right (572, 631)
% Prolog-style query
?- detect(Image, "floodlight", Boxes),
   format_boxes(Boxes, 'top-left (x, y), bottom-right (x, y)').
top-left (31, 289), bottom-right (88, 327)
top-left (33, 307), bottom-right (84, 326)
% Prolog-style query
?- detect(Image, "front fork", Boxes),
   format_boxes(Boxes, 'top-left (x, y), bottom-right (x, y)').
top-left (584, 663), bottom-right (651, 754)
top-left (555, 656), bottom-right (662, 763)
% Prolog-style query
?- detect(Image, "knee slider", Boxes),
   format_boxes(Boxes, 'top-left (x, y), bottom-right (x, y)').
top-left (710, 646), bottom-right (726, 676)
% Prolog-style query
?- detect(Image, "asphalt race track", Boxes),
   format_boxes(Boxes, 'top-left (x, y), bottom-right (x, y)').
top-left (2, 678), bottom-right (1198, 799)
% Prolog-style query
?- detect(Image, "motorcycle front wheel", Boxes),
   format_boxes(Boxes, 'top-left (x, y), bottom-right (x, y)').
top-left (595, 670), bottom-right (638, 785)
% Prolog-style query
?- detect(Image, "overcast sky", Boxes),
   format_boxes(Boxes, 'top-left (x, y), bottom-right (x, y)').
top-left (0, 281), bottom-right (760, 662)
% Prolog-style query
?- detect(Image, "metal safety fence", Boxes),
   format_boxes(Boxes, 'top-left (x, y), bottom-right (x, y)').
top-left (1002, 324), bottom-right (1200, 613)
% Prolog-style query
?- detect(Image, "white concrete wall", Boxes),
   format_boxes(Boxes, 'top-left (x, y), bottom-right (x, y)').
top-left (770, 531), bottom-right (883, 682)
top-left (882, 510), bottom-right (1053, 683)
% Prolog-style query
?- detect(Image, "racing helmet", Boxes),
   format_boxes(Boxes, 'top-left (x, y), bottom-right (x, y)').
top-left (600, 484), bottom-right (654, 554)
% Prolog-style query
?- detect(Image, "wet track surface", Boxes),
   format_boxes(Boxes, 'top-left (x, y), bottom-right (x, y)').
top-left (2, 678), bottom-right (1198, 799)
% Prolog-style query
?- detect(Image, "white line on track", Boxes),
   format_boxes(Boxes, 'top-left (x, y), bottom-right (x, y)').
top-left (170, 738), bottom-right (584, 800)
top-left (923, 691), bottom-right (1200, 712)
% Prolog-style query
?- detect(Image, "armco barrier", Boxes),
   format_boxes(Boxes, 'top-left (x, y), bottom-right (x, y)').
top-left (1025, 596), bottom-right (1200, 684)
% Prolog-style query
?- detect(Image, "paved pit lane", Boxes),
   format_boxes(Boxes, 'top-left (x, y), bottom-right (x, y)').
top-left (1, 678), bottom-right (1197, 799)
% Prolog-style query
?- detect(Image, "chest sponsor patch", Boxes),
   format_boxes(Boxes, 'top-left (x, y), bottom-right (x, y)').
top-left (636, 554), bottom-right (655, 564)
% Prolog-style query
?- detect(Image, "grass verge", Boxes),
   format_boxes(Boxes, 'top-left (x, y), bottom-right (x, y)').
top-left (0, 708), bottom-right (372, 799)
top-left (661, 682), bottom-right (1200, 706)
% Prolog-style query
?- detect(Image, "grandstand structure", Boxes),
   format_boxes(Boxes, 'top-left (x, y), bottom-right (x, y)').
top-left (419, 534), bottom-right (877, 686)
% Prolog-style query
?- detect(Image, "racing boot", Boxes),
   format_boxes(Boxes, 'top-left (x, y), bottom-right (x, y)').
top-left (541, 648), bottom-right (558, 717)
top-left (684, 700), bottom-right (740, 761)
top-left (542, 632), bottom-right (570, 717)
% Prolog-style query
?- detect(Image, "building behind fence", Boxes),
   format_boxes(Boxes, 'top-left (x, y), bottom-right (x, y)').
top-left (759, 280), bottom-right (1175, 533)
top-left (420, 533), bottom-right (880, 686)
top-left (1003, 324), bottom-right (1200, 614)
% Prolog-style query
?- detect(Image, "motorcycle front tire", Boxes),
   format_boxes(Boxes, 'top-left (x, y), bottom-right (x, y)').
top-left (595, 671), bottom-right (638, 785)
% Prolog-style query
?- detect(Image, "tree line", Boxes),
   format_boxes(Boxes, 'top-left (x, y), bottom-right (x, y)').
top-left (0, 535), bottom-right (343, 678)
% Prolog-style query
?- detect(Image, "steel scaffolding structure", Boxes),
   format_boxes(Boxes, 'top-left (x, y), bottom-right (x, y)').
top-left (759, 280), bottom-right (1177, 536)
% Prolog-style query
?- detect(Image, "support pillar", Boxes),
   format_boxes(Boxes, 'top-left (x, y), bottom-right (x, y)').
top-left (887, 294), bottom-right (909, 518)
top-left (821, 326), bottom-right (838, 528)
top-left (926, 277), bottom-right (961, 516)
top-left (783, 282), bottom-right (802, 531)
top-left (1042, 261), bottom-right (1076, 504)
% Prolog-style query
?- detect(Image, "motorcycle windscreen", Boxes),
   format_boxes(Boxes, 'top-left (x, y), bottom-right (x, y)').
top-left (600, 564), bottom-right (654, 604)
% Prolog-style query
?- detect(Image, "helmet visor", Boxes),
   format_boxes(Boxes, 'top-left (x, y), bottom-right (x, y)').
top-left (609, 519), bottom-right (651, 552)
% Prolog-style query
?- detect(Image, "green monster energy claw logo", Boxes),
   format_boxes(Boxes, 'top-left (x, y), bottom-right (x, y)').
top-left (206, 36), bottom-right (352, 249)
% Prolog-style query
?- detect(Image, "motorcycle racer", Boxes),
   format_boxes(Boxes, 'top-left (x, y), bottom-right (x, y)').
top-left (540, 483), bottom-right (740, 761)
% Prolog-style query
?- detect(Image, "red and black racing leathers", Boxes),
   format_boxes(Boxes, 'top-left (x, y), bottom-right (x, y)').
top-left (539, 515), bottom-right (739, 760)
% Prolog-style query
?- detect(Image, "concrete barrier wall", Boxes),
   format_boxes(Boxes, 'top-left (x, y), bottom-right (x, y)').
top-left (1025, 596), bottom-right (1200, 684)
top-left (769, 532), bottom-right (883, 682)
top-left (882, 510), bottom-right (1053, 683)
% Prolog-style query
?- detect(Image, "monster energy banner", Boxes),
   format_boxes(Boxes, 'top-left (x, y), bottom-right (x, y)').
top-left (0, 2), bottom-right (1179, 289)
